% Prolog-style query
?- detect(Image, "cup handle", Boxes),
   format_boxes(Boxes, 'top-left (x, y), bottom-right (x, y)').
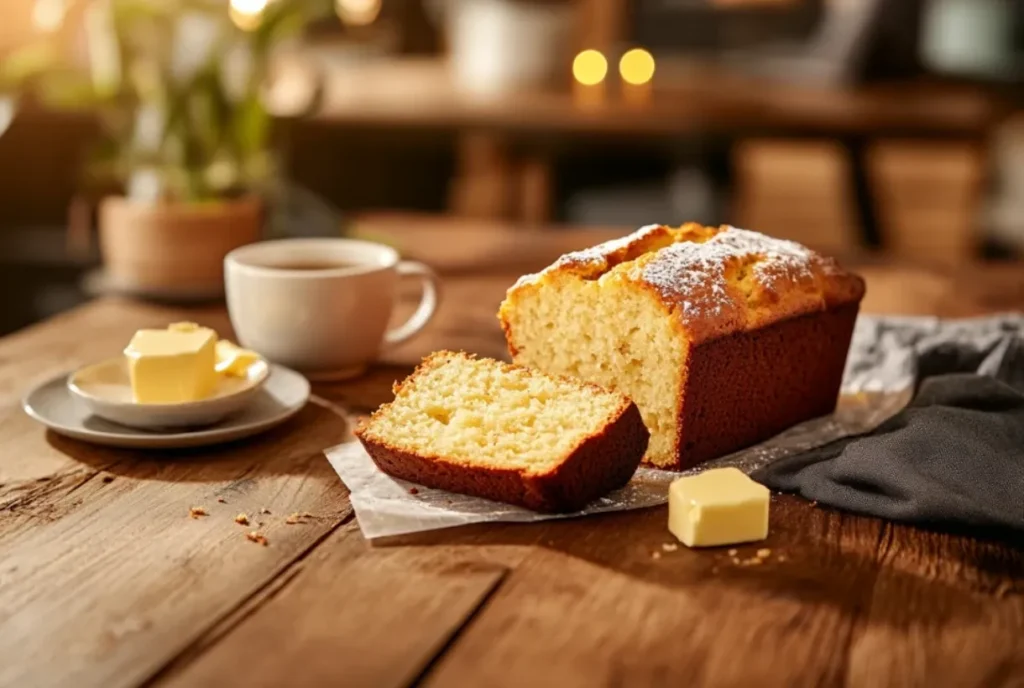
top-left (384, 261), bottom-right (441, 347)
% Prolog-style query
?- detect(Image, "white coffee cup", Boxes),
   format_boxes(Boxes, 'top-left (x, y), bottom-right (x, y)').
top-left (224, 238), bottom-right (440, 380)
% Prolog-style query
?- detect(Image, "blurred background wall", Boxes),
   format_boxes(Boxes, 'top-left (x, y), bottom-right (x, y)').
top-left (0, 0), bottom-right (1022, 334)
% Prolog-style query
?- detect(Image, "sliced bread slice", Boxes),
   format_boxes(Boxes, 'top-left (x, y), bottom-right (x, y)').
top-left (354, 351), bottom-right (649, 512)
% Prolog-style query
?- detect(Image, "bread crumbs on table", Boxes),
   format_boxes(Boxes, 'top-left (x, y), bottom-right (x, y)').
top-left (246, 532), bottom-right (268, 546)
top-left (285, 512), bottom-right (305, 525)
top-left (217, 497), bottom-right (227, 504)
top-left (727, 549), bottom-right (738, 556)
top-left (651, 551), bottom-right (662, 560)
top-left (661, 543), bottom-right (678, 552)
top-left (260, 507), bottom-right (271, 515)
top-left (756, 548), bottom-right (771, 558)
top-left (777, 554), bottom-right (787, 562)
top-left (189, 507), bottom-right (207, 519)
top-left (234, 513), bottom-right (249, 526)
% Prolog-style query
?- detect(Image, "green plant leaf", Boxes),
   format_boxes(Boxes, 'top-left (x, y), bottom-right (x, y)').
top-left (36, 69), bottom-right (110, 109)
top-left (187, 76), bottom-right (221, 153)
top-left (0, 42), bottom-right (62, 88)
top-left (10, 0), bottom-right (333, 202)
top-left (234, 92), bottom-right (270, 157)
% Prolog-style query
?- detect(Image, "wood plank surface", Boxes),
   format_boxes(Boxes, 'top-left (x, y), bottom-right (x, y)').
top-left (156, 520), bottom-right (540, 688)
top-left (420, 500), bottom-right (885, 688)
top-left (0, 301), bottom-right (354, 688)
top-left (848, 527), bottom-right (1024, 686)
top-left (2, 216), bottom-right (1023, 688)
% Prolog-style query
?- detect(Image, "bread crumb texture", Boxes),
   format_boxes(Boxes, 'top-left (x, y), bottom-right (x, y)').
top-left (359, 351), bottom-right (628, 474)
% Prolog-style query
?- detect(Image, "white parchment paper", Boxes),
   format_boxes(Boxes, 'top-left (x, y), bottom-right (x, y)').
top-left (325, 314), bottom-right (1024, 539)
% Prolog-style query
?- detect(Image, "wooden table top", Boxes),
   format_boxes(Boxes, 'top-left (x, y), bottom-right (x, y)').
top-left (306, 57), bottom-right (1007, 138)
top-left (3, 217), bottom-right (1024, 688)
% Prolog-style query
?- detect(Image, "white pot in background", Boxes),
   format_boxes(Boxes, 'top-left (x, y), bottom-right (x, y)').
top-left (920, 0), bottom-right (1016, 78)
top-left (440, 0), bottom-right (573, 95)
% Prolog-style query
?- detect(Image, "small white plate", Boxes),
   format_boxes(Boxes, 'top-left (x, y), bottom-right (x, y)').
top-left (23, 364), bottom-right (310, 449)
top-left (67, 356), bottom-right (270, 430)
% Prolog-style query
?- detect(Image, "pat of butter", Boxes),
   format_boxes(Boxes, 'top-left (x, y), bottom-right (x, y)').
top-left (668, 467), bottom-right (770, 548)
top-left (215, 340), bottom-right (260, 377)
top-left (124, 323), bottom-right (218, 403)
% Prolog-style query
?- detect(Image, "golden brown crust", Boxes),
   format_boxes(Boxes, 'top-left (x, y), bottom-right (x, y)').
top-left (667, 301), bottom-right (859, 469)
top-left (354, 353), bottom-right (650, 512)
top-left (500, 223), bottom-right (866, 346)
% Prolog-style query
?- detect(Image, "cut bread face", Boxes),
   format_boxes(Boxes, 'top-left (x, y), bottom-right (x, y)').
top-left (500, 275), bottom-right (685, 468)
top-left (355, 351), bottom-right (649, 512)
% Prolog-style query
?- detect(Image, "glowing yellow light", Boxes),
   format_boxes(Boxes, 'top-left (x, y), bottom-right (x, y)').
top-left (32, 0), bottom-right (66, 33)
top-left (572, 50), bottom-right (608, 86)
top-left (336, 0), bottom-right (381, 26)
top-left (230, 0), bottom-right (268, 31)
top-left (619, 48), bottom-right (655, 86)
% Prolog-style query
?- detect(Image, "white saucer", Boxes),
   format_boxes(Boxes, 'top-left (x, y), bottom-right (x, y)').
top-left (68, 356), bottom-right (270, 429)
top-left (22, 364), bottom-right (311, 449)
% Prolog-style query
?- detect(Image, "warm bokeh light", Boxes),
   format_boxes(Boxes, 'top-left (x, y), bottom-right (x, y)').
top-left (32, 0), bottom-right (66, 33)
top-left (230, 0), bottom-right (269, 31)
top-left (572, 50), bottom-right (607, 87)
top-left (619, 48), bottom-right (656, 86)
top-left (336, 0), bottom-right (381, 27)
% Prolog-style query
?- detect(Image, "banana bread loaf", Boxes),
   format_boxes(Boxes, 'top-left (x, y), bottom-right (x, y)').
top-left (354, 351), bottom-right (649, 512)
top-left (498, 223), bottom-right (865, 470)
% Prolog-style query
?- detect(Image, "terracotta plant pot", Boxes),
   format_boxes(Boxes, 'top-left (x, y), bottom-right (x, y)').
top-left (98, 196), bottom-right (263, 297)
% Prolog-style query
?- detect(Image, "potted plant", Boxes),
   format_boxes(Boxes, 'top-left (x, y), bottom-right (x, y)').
top-left (1, 0), bottom-right (334, 298)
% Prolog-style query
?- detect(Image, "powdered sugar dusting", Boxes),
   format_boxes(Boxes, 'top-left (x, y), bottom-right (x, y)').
top-left (510, 223), bottom-right (822, 318)
top-left (640, 225), bottom-right (817, 323)
top-left (556, 223), bottom-right (663, 269)
top-left (640, 241), bottom-right (733, 320)
top-left (713, 226), bottom-right (815, 285)
top-left (509, 224), bottom-right (663, 291)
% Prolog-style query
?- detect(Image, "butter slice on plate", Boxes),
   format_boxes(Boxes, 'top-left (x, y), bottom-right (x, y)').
top-left (124, 322), bottom-right (218, 404)
top-left (668, 467), bottom-right (770, 548)
top-left (215, 340), bottom-right (261, 377)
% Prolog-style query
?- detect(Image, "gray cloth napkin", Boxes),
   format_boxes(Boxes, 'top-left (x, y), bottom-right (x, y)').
top-left (753, 315), bottom-right (1024, 534)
